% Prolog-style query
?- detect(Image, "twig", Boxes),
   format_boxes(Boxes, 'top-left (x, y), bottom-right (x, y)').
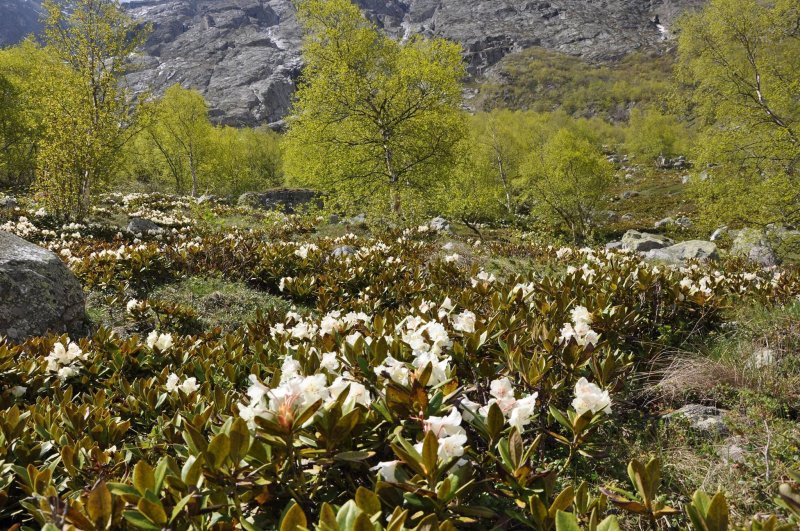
top-left (764, 419), bottom-right (771, 483)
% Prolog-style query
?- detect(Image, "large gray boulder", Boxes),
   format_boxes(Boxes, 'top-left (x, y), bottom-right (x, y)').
top-left (0, 231), bottom-right (87, 342)
top-left (128, 217), bottom-right (161, 235)
top-left (238, 189), bottom-right (320, 213)
top-left (621, 230), bottom-right (674, 252)
top-left (731, 228), bottom-right (778, 267)
top-left (644, 240), bottom-right (719, 264)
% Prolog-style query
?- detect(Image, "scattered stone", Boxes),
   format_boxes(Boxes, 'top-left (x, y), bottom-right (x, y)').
top-left (621, 230), bottom-right (673, 252)
top-left (748, 348), bottom-right (776, 369)
top-left (348, 213), bottom-right (367, 225)
top-left (331, 245), bottom-right (357, 258)
top-left (195, 194), bottom-right (217, 204)
top-left (238, 189), bottom-right (320, 213)
top-left (748, 245), bottom-right (778, 268)
top-left (656, 155), bottom-right (691, 170)
top-left (0, 195), bottom-right (18, 209)
top-left (328, 214), bottom-right (340, 225)
top-left (654, 217), bottom-right (674, 229)
top-left (621, 214), bottom-right (633, 222)
top-left (664, 404), bottom-right (729, 437)
top-left (675, 216), bottom-right (693, 229)
top-left (429, 217), bottom-right (451, 232)
top-left (0, 231), bottom-right (88, 342)
top-left (681, 175), bottom-right (691, 184)
top-left (127, 217), bottom-right (161, 234)
top-left (621, 191), bottom-right (640, 200)
top-left (719, 436), bottom-right (747, 465)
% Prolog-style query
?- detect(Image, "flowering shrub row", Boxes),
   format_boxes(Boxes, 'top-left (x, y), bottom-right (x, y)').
top-left (0, 195), bottom-right (798, 529)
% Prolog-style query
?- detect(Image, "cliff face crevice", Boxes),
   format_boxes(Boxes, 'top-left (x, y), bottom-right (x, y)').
top-left (2, 0), bottom-right (705, 127)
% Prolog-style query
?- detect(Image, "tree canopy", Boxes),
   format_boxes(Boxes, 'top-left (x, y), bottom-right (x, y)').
top-left (283, 0), bottom-right (466, 218)
top-left (678, 0), bottom-right (800, 227)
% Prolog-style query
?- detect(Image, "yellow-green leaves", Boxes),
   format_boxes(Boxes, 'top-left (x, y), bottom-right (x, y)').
top-left (285, 0), bottom-right (465, 219)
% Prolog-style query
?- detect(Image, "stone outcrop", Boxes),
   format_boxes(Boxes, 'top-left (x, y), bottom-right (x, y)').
top-left (644, 240), bottom-right (719, 264)
top-left (0, 0), bottom-right (42, 47)
top-left (120, 0), bottom-right (705, 126)
top-left (0, 231), bottom-right (88, 342)
top-left (620, 230), bottom-right (673, 252)
top-left (3, 0), bottom-right (706, 125)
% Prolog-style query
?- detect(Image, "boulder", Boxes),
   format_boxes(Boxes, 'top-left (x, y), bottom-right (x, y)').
top-left (605, 241), bottom-right (623, 250)
top-left (238, 189), bottom-right (321, 213)
top-left (621, 230), bottom-right (673, 252)
top-left (731, 229), bottom-right (778, 267)
top-left (0, 231), bottom-right (88, 342)
top-left (128, 217), bottom-right (161, 234)
top-left (644, 240), bottom-right (719, 264)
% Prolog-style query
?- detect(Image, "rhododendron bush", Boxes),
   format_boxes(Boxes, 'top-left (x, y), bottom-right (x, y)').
top-left (0, 194), bottom-right (799, 530)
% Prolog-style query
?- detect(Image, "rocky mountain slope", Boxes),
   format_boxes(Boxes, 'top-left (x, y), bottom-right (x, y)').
top-left (2, 0), bottom-right (706, 126)
top-left (0, 0), bottom-right (42, 46)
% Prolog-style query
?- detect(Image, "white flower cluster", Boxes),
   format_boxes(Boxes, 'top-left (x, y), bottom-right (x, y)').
top-left (294, 243), bottom-right (319, 259)
top-left (471, 270), bottom-right (496, 287)
top-left (165, 373), bottom-right (199, 394)
top-left (237, 355), bottom-right (371, 429)
top-left (572, 377), bottom-right (612, 416)
top-left (147, 331), bottom-right (173, 351)
top-left (46, 340), bottom-right (89, 381)
top-left (461, 377), bottom-right (539, 432)
top-left (559, 306), bottom-right (600, 347)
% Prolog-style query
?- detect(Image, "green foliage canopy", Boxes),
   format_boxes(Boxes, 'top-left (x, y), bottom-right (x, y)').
top-left (283, 0), bottom-right (466, 218)
top-left (678, 0), bottom-right (800, 227)
top-left (36, 0), bottom-right (149, 219)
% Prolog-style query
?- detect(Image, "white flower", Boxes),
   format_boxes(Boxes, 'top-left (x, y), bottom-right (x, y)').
top-left (452, 310), bottom-right (476, 334)
top-left (412, 351), bottom-right (450, 387)
top-left (10, 386), bottom-right (27, 397)
top-left (57, 366), bottom-right (79, 381)
top-left (371, 460), bottom-right (401, 482)
top-left (280, 356), bottom-right (302, 383)
top-left (444, 253), bottom-right (461, 263)
top-left (508, 393), bottom-right (538, 431)
top-left (328, 374), bottom-right (371, 413)
top-left (571, 306), bottom-right (592, 325)
top-left (298, 374), bottom-right (330, 407)
top-left (147, 331), bottom-right (173, 351)
top-left (374, 356), bottom-right (410, 385)
top-left (320, 352), bottom-right (340, 372)
top-left (572, 377), bottom-right (612, 416)
top-left (278, 277), bottom-right (292, 292)
top-left (489, 377), bottom-right (516, 411)
top-left (165, 373), bottom-right (199, 394)
top-left (294, 243), bottom-right (318, 259)
top-left (127, 299), bottom-right (145, 313)
top-left (425, 408), bottom-right (465, 437)
top-left (437, 433), bottom-right (468, 461)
